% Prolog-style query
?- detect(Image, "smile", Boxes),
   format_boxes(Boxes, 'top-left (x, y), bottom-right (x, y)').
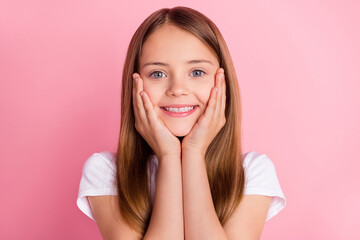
top-left (163, 106), bottom-right (195, 112)
top-left (160, 105), bottom-right (198, 117)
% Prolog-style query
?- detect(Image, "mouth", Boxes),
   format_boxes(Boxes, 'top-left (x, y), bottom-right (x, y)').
top-left (160, 105), bottom-right (197, 113)
top-left (160, 104), bottom-right (199, 117)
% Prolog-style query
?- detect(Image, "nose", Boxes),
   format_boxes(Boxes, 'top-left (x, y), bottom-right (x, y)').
top-left (165, 75), bottom-right (190, 97)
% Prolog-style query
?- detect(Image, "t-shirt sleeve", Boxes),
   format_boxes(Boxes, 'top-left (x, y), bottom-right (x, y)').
top-left (243, 151), bottom-right (286, 221)
top-left (76, 152), bottom-right (118, 221)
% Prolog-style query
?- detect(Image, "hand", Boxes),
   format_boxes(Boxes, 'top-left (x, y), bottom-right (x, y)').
top-left (182, 68), bottom-right (226, 157)
top-left (132, 73), bottom-right (181, 160)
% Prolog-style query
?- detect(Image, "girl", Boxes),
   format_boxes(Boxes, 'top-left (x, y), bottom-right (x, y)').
top-left (77, 6), bottom-right (286, 240)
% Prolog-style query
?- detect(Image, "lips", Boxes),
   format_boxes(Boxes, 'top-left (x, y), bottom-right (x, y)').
top-left (160, 104), bottom-right (198, 108)
top-left (160, 104), bottom-right (199, 117)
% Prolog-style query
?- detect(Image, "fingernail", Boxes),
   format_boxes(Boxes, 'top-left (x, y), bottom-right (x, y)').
top-left (132, 73), bottom-right (138, 83)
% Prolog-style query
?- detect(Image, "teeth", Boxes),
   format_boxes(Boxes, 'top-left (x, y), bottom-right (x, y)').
top-left (164, 106), bottom-right (195, 112)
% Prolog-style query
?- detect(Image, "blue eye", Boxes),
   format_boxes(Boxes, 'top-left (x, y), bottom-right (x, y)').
top-left (150, 71), bottom-right (166, 79)
top-left (149, 70), bottom-right (205, 78)
top-left (191, 69), bottom-right (205, 77)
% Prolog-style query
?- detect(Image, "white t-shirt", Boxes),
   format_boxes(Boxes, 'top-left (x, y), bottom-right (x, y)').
top-left (77, 151), bottom-right (286, 222)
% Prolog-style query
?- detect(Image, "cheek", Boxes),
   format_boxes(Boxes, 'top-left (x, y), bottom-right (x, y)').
top-left (143, 82), bottom-right (162, 106)
top-left (196, 84), bottom-right (213, 105)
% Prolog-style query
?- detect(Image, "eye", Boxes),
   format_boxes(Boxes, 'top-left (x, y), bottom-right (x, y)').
top-left (149, 71), bottom-right (166, 79)
top-left (190, 69), bottom-right (205, 77)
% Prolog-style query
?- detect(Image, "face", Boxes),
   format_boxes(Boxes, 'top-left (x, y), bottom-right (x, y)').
top-left (138, 24), bottom-right (220, 137)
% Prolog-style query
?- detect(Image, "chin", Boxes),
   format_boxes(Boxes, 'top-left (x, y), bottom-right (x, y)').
top-left (168, 126), bottom-right (192, 137)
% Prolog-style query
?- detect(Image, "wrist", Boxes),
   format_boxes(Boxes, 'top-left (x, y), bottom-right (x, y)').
top-left (181, 147), bottom-right (206, 159)
top-left (157, 152), bottom-right (181, 162)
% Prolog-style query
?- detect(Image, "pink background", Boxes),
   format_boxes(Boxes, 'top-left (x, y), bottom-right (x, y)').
top-left (1, 0), bottom-right (359, 239)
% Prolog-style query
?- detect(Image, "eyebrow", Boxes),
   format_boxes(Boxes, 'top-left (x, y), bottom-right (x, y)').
top-left (141, 59), bottom-right (214, 68)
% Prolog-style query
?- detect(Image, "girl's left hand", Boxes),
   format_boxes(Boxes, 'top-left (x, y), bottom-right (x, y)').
top-left (182, 68), bottom-right (226, 157)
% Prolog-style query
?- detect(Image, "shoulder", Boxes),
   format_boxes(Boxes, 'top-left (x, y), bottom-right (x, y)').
top-left (82, 151), bottom-right (117, 173)
top-left (242, 151), bottom-right (278, 182)
top-left (242, 151), bottom-right (274, 171)
top-left (242, 151), bottom-right (286, 221)
top-left (80, 151), bottom-right (117, 190)
top-left (77, 151), bottom-right (118, 221)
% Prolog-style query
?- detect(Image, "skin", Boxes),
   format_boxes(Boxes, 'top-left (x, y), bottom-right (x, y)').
top-left (132, 24), bottom-right (226, 159)
top-left (132, 25), bottom-right (227, 239)
top-left (129, 25), bottom-right (271, 240)
top-left (88, 23), bottom-right (272, 240)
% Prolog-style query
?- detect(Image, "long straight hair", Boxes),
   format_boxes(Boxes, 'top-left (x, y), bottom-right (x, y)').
top-left (116, 6), bottom-right (245, 235)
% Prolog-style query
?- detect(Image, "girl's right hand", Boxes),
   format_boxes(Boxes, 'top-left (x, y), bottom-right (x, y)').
top-left (132, 73), bottom-right (181, 160)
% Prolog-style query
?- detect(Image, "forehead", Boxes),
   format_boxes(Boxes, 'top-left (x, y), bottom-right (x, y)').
top-left (139, 24), bottom-right (219, 66)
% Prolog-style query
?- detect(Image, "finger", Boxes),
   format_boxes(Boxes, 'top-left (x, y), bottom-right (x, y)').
top-left (203, 85), bottom-right (219, 124)
top-left (140, 90), bottom-right (159, 127)
top-left (214, 69), bottom-right (223, 119)
top-left (220, 70), bottom-right (226, 126)
top-left (136, 74), bottom-right (158, 125)
top-left (132, 73), bottom-right (148, 125)
top-left (204, 68), bottom-right (223, 121)
top-left (132, 74), bottom-right (140, 120)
